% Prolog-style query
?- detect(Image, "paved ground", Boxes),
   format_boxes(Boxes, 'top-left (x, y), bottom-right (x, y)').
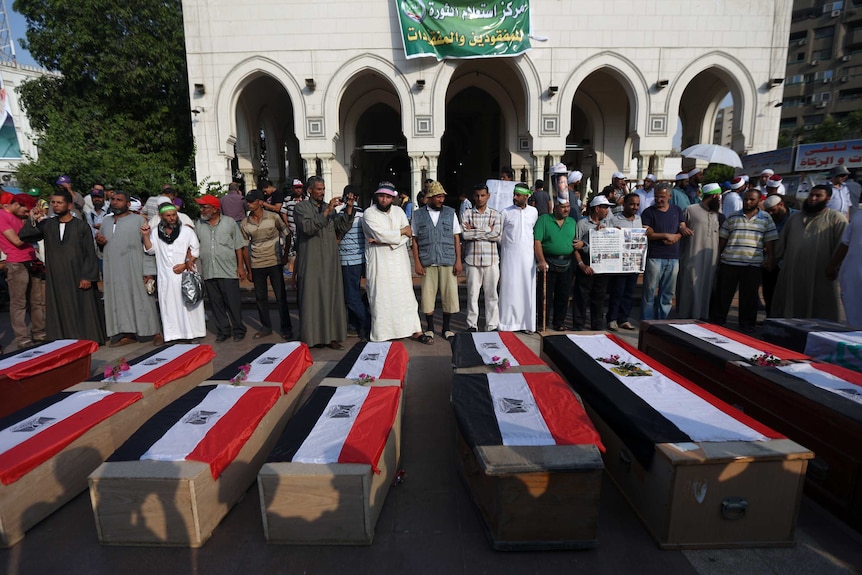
top-left (1, 290), bottom-right (861, 575)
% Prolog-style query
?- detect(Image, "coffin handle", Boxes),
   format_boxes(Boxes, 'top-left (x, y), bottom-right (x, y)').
top-left (618, 450), bottom-right (632, 473)
top-left (721, 497), bottom-right (748, 520)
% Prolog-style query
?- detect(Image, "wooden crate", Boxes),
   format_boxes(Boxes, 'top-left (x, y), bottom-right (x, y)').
top-left (0, 355), bottom-right (93, 418)
top-left (88, 380), bottom-right (301, 547)
top-left (258, 379), bottom-right (402, 545)
top-left (587, 402), bottom-right (811, 548)
top-left (0, 359), bottom-right (213, 548)
top-left (543, 333), bottom-right (813, 548)
top-left (723, 361), bottom-right (862, 530)
top-left (455, 428), bottom-right (603, 550)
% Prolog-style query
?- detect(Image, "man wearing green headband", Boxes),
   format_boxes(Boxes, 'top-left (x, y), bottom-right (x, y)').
top-left (498, 182), bottom-right (539, 333)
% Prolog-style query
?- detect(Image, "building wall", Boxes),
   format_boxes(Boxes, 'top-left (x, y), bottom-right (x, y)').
top-left (781, 0), bottom-right (862, 132)
top-left (183, 0), bottom-right (792, 198)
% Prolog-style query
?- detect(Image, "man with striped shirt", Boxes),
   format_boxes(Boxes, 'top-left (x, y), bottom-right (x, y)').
top-left (338, 184), bottom-right (370, 341)
top-left (716, 188), bottom-right (777, 332)
top-left (461, 183), bottom-right (502, 332)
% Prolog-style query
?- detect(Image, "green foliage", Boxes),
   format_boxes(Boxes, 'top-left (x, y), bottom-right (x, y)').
top-left (12, 0), bottom-right (194, 198)
top-left (703, 164), bottom-right (735, 185)
top-left (779, 109), bottom-right (862, 147)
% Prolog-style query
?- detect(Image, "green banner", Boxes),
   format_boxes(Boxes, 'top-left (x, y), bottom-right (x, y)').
top-left (397, 0), bottom-right (531, 60)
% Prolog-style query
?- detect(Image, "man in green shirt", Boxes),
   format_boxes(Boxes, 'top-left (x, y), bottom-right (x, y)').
top-left (195, 195), bottom-right (247, 342)
top-left (534, 195), bottom-right (582, 331)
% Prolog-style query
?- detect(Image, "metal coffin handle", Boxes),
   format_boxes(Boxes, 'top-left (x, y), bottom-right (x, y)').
top-left (721, 497), bottom-right (748, 520)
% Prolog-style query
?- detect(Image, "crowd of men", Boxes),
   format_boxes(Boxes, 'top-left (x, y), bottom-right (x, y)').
top-left (0, 162), bottom-right (858, 352)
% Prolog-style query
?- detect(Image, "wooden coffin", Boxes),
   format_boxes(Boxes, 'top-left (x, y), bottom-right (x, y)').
top-left (544, 333), bottom-right (813, 548)
top-left (761, 318), bottom-right (855, 353)
top-left (451, 370), bottom-right (604, 550)
top-left (0, 339), bottom-right (99, 418)
top-left (0, 344), bottom-right (215, 548)
top-left (450, 331), bottom-right (550, 374)
top-left (724, 360), bottom-right (862, 530)
top-left (258, 378), bottom-right (402, 545)
top-left (803, 330), bottom-right (862, 373)
top-left (89, 380), bottom-right (296, 547)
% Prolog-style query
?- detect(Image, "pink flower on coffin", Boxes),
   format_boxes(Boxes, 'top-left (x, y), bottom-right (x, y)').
top-left (491, 356), bottom-right (501, 362)
top-left (104, 358), bottom-right (129, 382)
top-left (120, 361), bottom-right (130, 372)
top-left (356, 373), bottom-right (376, 385)
top-left (230, 363), bottom-right (252, 385)
top-left (103, 365), bottom-right (113, 380)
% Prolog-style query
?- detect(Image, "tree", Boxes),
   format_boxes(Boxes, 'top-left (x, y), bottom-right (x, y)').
top-left (12, 0), bottom-right (194, 201)
top-left (779, 109), bottom-right (862, 148)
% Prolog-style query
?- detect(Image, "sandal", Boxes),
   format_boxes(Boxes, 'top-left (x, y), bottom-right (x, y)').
top-left (253, 330), bottom-right (272, 339)
top-left (443, 330), bottom-right (456, 342)
top-left (410, 332), bottom-right (434, 345)
top-left (327, 341), bottom-right (345, 350)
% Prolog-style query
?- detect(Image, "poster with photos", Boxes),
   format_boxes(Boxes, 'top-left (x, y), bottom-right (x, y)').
top-left (588, 227), bottom-right (647, 274)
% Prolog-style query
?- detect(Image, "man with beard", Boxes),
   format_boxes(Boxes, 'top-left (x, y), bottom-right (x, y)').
top-left (534, 192), bottom-right (577, 331)
top-left (762, 195), bottom-right (796, 315)
top-left (498, 183), bottom-right (539, 333)
top-left (142, 199), bottom-right (205, 343)
top-left (337, 184), bottom-right (370, 341)
top-left (96, 190), bottom-right (162, 346)
top-left (573, 196), bottom-right (612, 330)
top-left (677, 183), bottom-right (723, 320)
top-left (462, 183), bottom-right (502, 332)
top-left (755, 169), bottom-right (774, 192)
top-left (412, 181), bottom-right (462, 342)
top-left (772, 185), bottom-right (847, 320)
top-left (21, 190), bottom-right (105, 344)
top-left (686, 168), bottom-right (704, 204)
top-left (294, 176), bottom-right (354, 349)
top-left (635, 174), bottom-right (657, 215)
top-left (194, 194), bottom-right (246, 343)
top-left (600, 171), bottom-right (627, 215)
top-left (716, 188), bottom-right (777, 331)
top-left (86, 187), bottom-right (109, 238)
top-left (362, 184), bottom-right (427, 343)
top-left (671, 172), bottom-right (691, 209)
top-left (606, 193), bottom-right (642, 330)
top-left (722, 177), bottom-right (745, 219)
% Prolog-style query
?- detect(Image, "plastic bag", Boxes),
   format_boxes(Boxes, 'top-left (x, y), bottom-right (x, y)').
top-left (181, 269), bottom-right (204, 305)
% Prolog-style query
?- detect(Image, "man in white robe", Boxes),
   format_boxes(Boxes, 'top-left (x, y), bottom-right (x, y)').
top-left (362, 186), bottom-right (427, 343)
top-left (498, 183), bottom-right (539, 333)
top-left (142, 199), bottom-right (206, 342)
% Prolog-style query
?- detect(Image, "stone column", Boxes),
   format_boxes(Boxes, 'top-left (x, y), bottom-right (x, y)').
top-left (408, 153), bottom-right (426, 204)
top-left (318, 154), bottom-right (336, 201)
top-left (426, 153), bottom-right (440, 182)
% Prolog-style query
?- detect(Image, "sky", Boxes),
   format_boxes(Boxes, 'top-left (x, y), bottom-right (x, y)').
top-left (7, 6), bottom-right (39, 68)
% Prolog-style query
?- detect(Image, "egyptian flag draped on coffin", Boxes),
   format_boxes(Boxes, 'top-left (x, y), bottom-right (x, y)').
top-left (804, 331), bottom-right (862, 373)
top-left (451, 371), bottom-right (604, 450)
top-left (267, 385), bottom-right (400, 472)
top-left (107, 384), bottom-right (280, 479)
top-left (87, 344), bottom-right (216, 388)
top-left (326, 342), bottom-right (409, 385)
top-left (543, 334), bottom-right (782, 468)
top-left (740, 361), bottom-right (862, 424)
top-left (645, 322), bottom-right (810, 367)
top-left (0, 339), bottom-right (98, 380)
top-left (212, 343), bottom-right (313, 391)
top-left (450, 332), bottom-right (544, 369)
top-left (0, 389), bottom-right (142, 484)
top-left (761, 318), bottom-right (854, 353)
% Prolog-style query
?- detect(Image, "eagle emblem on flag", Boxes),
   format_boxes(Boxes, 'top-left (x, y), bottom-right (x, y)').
top-left (259, 356), bottom-right (279, 365)
top-left (481, 342), bottom-right (501, 350)
top-left (12, 416), bottom-right (55, 432)
top-left (142, 357), bottom-right (168, 366)
top-left (360, 353), bottom-right (379, 361)
top-left (17, 350), bottom-right (45, 359)
top-left (498, 397), bottom-right (533, 414)
top-left (184, 410), bottom-right (218, 425)
top-left (327, 404), bottom-right (358, 418)
top-left (702, 336), bottom-right (730, 345)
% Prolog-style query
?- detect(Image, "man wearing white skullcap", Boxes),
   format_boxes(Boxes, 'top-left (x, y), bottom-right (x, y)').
top-left (567, 170), bottom-right (584, 215)
top-left (756, 169), bottom-right (774, 191)
top-left (686, 168), bottom-right (703, 203)
top-left (722, 176), bottom-right (746, 218)
top-left (765, 174), bottom-right (785, 197)
top-left (599, 171), bottom-right (627, 215)
top-left (671, 172), bottom-right (692, 209)
top-left (635, 174), bottom-right (657, 215)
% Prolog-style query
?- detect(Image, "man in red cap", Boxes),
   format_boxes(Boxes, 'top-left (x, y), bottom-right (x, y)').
top-left (722, 176), bottom-right (746, 218)
top-left (0, 194), bottom-right (45, 348)
top-left (195, 194), bottom-right (247, 342)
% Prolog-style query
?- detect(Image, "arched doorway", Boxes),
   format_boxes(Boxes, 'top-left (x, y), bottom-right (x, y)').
top-left (440, 87), bottom-right (502, 200)
top-left (564, 69), bottom-right (633, 195)
top-left (353, 103), bottom-right (409, 205)
top-left (234, 74), bottom-right (299, 189)
top-left (678, 68), bottom-right (740, 156)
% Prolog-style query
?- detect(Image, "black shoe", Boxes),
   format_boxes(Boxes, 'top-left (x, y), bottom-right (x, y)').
top-left (215, 334), bottom-right (229, 343)
top-left (468, 327), bottom-right (478, 332)
top-left (233, 333), bottom-right (246, 342)
top-left (281, 331), bottom-right (294, 340)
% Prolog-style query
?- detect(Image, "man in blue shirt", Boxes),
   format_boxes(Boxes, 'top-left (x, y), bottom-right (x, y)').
top-left (338, 184), bottom-right (370, 341)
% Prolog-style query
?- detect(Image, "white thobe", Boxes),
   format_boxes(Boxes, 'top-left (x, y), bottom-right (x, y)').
top-left (636, 189), bottom-right (654, 215)
top-left (146, 225), bottom-right (206, 341)
top-left (721, 191), bottom-right (742, 218)
top-left (362, 205), bottom-right (422, 341)
top-left (498, 205), bottom-right (538, 331)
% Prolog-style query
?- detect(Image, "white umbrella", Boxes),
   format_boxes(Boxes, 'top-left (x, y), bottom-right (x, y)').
top-left (680, 144), bottom-right (743, 168)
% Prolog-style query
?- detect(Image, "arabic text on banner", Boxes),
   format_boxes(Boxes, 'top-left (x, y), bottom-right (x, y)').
top-left (795, 139), bottom-right (862, 172)
top-left (588, 228), bottom-right (647, 274)
top-left (396, 0), bottom-right (531, 60)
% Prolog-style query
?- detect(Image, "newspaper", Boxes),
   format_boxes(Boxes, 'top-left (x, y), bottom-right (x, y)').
top-left (588, 227), bottom-right (647, 274)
